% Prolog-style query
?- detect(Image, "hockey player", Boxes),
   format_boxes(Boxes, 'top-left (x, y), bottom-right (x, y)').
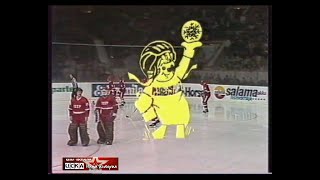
top-left (67, 88), bottom-right (90, 146)
top-left (70, 74), bottom-right (78, 99)
top-left (118, 77), bottom-right (126, 106)
top-left (95, 89), bottom-right (118, 145)
top-left (201, 80), bottom-right (211, 113)
top-left (107, 77), bottom-right (116, 96)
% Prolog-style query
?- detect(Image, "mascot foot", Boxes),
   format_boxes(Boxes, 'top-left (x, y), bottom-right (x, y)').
top-left (176, 125), bottom-right (186, 138)
top-left (152, 125), bottom-right (167, 139)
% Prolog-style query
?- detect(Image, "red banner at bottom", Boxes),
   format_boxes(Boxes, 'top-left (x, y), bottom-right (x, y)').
top-left (63, 157), bottom-right (118, 171)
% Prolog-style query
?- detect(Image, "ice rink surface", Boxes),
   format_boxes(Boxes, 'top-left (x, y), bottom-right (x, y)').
top-left (51, 97), bottom-right (269, 174)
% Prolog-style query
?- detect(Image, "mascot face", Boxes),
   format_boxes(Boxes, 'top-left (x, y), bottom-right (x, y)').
top-left (156, 52), bottom-right (175, 82)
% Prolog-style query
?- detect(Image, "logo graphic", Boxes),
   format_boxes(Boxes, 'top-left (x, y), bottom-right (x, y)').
top-left (127, 20), bottom-right (203, 139)
top-left (63, 157), bottom-right (118, 171)
top-left (181, 20), bottom-right (203, 42)
top-left (92, 83), bottom-right (144, 97)
top-left (214, 86), bottom-right (267, 101)
top-left (92, 84), bottom-right (106, 97)
top-left (52, 86), bottom-right (73, 94)
top-left (182, 87), bottom-right (203, 97)
top-left (214, 86), bottom-right (226, 99)
top-left (226, 86), bottom-right (266, 101)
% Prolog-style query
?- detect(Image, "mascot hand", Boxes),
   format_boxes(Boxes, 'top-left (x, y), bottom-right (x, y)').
top-left (181, 41), bottom-right (203, 58)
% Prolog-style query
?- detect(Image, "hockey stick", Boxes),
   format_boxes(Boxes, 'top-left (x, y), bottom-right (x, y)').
top-left (125, 108), bottom-right (138, 118)
top-left (124, 108), bottom-right (152, 140)
top-left (95, 109), bottom-right (108, 143)
top-left (143, 123), bottom-right (152, 140)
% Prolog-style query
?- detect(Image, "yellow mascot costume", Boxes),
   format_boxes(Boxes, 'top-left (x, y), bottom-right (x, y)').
top-left (128, 20), bottom-right (203, 139)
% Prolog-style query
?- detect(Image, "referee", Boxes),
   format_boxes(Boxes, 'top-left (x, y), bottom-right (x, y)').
top-left (70, 74), bottom-right (78, 99)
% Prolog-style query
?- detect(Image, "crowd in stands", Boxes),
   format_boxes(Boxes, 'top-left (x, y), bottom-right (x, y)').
top-left (52, 6), bottom-right (268, 86)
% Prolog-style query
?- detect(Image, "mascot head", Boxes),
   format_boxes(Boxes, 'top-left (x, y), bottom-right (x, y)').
top-left (139, 41), bottom-right (176, 81)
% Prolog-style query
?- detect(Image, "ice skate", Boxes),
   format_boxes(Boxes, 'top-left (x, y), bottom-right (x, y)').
top-left (149, 120), bottom-right (160, 127)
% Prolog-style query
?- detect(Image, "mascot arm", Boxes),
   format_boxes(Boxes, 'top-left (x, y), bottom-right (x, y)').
top-left (176, 41), bottom-right (203, 79)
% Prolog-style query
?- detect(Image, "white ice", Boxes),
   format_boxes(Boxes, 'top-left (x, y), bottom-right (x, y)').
top-left (51, 97), bottom-right (269, 174)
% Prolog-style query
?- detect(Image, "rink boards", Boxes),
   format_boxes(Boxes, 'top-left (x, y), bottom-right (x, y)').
top-left (52, 82), bottom-right (268, 104)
